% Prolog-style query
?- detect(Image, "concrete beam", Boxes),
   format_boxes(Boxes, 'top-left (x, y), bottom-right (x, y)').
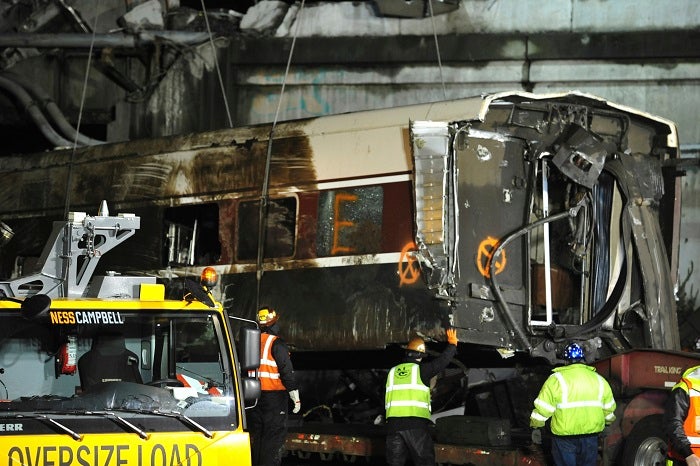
top-left (228, 31), bottom-right (700, 65)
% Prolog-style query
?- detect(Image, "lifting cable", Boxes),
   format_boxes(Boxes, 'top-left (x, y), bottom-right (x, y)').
top-left (63, 12), bottom-right (100, 220)
top-left (427, 0), bottom-right (447, 100)
top-left (255, 0), bottom-right (306, 310)
top-left (200, 0), bottom-right (234, 128)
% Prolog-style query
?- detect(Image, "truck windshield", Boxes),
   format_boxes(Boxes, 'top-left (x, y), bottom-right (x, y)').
top-left (0, 308), bottom-right (239, 433)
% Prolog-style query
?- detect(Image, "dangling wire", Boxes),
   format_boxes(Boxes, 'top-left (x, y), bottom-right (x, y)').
top-left (63, 11), bottom-right (100, 220)
top-left (200, 0), bottom-right (234, 128)
top-left (255, 0), bottom-right (306, 310)
top-left (427, 0), bottom-right (447, 100)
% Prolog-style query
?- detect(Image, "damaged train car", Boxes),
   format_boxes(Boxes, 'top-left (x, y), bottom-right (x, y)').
top-left (0, 90), bottom-right (682, 368)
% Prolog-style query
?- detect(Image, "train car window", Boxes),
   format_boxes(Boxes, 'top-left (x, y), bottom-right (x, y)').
top-left (316, 186), bottom-right (383, 256)
top-left (163, 203), bottom-right (221, 266)
top-left (236, 197), bottom-right (297, 261)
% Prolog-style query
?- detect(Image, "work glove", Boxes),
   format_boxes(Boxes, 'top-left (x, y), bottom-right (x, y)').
top-left (531, 428), bottom-right (542, 445)
top-left (446, 328), bottom-right (458, 346)
top-left (289, 389), bottom-right (301, 414)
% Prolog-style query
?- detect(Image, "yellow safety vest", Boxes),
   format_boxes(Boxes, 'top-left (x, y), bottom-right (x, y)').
top-left (385, 363), bottom-right (431, 419)
top-left (530, 363), bottom-right (616, 436)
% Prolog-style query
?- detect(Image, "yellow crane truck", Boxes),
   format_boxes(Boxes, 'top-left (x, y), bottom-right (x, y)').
top-left (0, 205), bottom-right (261, 465)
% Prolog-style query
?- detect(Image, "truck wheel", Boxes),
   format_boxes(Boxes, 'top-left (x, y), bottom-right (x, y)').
top-left (621, 415), bottom-right (667, 466)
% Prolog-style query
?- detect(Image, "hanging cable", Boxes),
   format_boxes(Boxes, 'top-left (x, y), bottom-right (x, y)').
top-left (255, 0), bottom-right (306, 310)
top-left (427, 0), bottom-right (447, 100)
top-left (63, 12), bottom-right (100, 220)
top-left (199, 0), bottom-right (234, 128)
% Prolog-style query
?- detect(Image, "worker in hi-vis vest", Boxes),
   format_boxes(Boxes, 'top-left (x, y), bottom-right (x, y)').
top-left (248, 307), bottom-right (301, 466)
top-left (663, 365), bottom-right (700, 466)
top-left (384, 328), bottom-right (458, 466)
top-left (529, 342), bottom-right (616, 466)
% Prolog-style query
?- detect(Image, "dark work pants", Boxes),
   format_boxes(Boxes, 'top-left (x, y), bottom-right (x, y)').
top-left (551, 434), bottom-right (599, 466)
top-left (385, 428), bottom-right (435, 466)
top-left (249, 390), bottom-right (289, 466)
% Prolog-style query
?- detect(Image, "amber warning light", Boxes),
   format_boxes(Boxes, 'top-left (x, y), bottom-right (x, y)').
top-left (200, 267), bottom-right (218, 288)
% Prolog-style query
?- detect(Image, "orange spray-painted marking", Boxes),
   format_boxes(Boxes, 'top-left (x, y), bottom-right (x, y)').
top-left (331, 192), bottom-right (358, 255)
top-left (398, 242), bottom-right (421, 286)
top-left (476, 236), bottom-right (507, 278)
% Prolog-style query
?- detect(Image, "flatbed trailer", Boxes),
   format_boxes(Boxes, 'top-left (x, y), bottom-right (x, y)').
top-left (284, 423), bottom-right (545, 465)
top-left (284, 349), bottom-right (700, 466)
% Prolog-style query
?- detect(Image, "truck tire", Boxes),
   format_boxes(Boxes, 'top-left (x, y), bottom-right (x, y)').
top-left (621, 415), bottom-right (667, 466)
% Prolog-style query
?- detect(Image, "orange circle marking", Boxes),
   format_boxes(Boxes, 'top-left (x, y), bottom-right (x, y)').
top-left (398, 242), bottom-right (421, 286)
top-left (476, 236), bottom-right (507, 278)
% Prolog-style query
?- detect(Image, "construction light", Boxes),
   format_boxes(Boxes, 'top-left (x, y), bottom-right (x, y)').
top-left (200, 267), bottom-right (218, 288)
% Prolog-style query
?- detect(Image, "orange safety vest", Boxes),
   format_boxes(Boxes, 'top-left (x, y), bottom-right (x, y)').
top-left (257, 333), bottom-right (286, 391)
top-left (668, 375), bottom-right (700, 461)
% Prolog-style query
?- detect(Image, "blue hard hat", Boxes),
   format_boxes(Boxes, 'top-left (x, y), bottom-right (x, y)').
top-left (563, 343), bottom-right (585, 361)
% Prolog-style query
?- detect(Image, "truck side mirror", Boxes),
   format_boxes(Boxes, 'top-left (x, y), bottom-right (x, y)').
top-left (237, 327), bottom-right (260, 407)
top-left (242, 377), bottom-right (261, 406)
top-left (239, 327), bottom-right (260, 371)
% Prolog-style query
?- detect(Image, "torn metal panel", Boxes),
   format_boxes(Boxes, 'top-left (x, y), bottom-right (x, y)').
top-left (410, 90), bottom-right (680, 361)
top-left (410, 120), bottom-right (455, 295)
top-left (552, 123), bottom-right (610, 189)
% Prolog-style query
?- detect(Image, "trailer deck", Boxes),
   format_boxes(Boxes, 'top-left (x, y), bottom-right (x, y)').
top-left (284, 422), bottom-right (546, 465)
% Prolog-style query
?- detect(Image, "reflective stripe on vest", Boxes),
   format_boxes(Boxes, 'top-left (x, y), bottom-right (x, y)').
top-left (683, 380), bottom-right (700, 449)
top-left (385, 363), bottom-right (431, 419)
top-left (258, 333), bottom-right (286, 391)
top-left (552, 371), bottom-right (607, 410)
top-left (534, 366), bottom-right (614, 436)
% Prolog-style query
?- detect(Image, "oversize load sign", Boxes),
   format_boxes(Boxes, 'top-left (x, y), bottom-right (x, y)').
top-left (1, 432), bottom-right (251, 466)
top-left (8, 443), bottom-right (202, 466)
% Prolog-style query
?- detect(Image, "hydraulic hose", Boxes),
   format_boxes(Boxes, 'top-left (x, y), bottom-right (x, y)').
top-left (0, 75), bottom-right (73, 147)
top-left (0, 71), bottom-right (105, 146)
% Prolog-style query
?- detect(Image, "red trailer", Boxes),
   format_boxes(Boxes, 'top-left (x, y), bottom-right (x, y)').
top-left (595, 349), bottom-right (700, 465)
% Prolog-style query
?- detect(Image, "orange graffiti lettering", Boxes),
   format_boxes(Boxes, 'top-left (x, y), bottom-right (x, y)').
top-left (398, 242), bottom-right (421, 286)
top-left (476, 236), bottom-right (507, 278)
top-left (330, 192), bottom-right (358, 255)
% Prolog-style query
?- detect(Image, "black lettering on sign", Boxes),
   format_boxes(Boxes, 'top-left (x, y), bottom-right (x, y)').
top-left (76, 445), bottom-right (91, 466)
top-left (151, 444), bottom-right (166, 466)
top-left (5, 443), bottom-right (205, 465)
top-left (58, 445), bottom-right (73, 466)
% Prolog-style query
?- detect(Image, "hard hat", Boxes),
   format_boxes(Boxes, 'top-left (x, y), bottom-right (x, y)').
top-left (563, 343), bottom-right (585, 362)
top-left (257, 307), bottom-right (279, 327)
top-left (406, 336), bottom-right (426, 354)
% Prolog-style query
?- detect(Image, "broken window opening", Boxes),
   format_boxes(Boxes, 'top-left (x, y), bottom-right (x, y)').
top-left (236, 197), bottom-right (297, 261)
top-left (163, 203), bottom-right (221, 267)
